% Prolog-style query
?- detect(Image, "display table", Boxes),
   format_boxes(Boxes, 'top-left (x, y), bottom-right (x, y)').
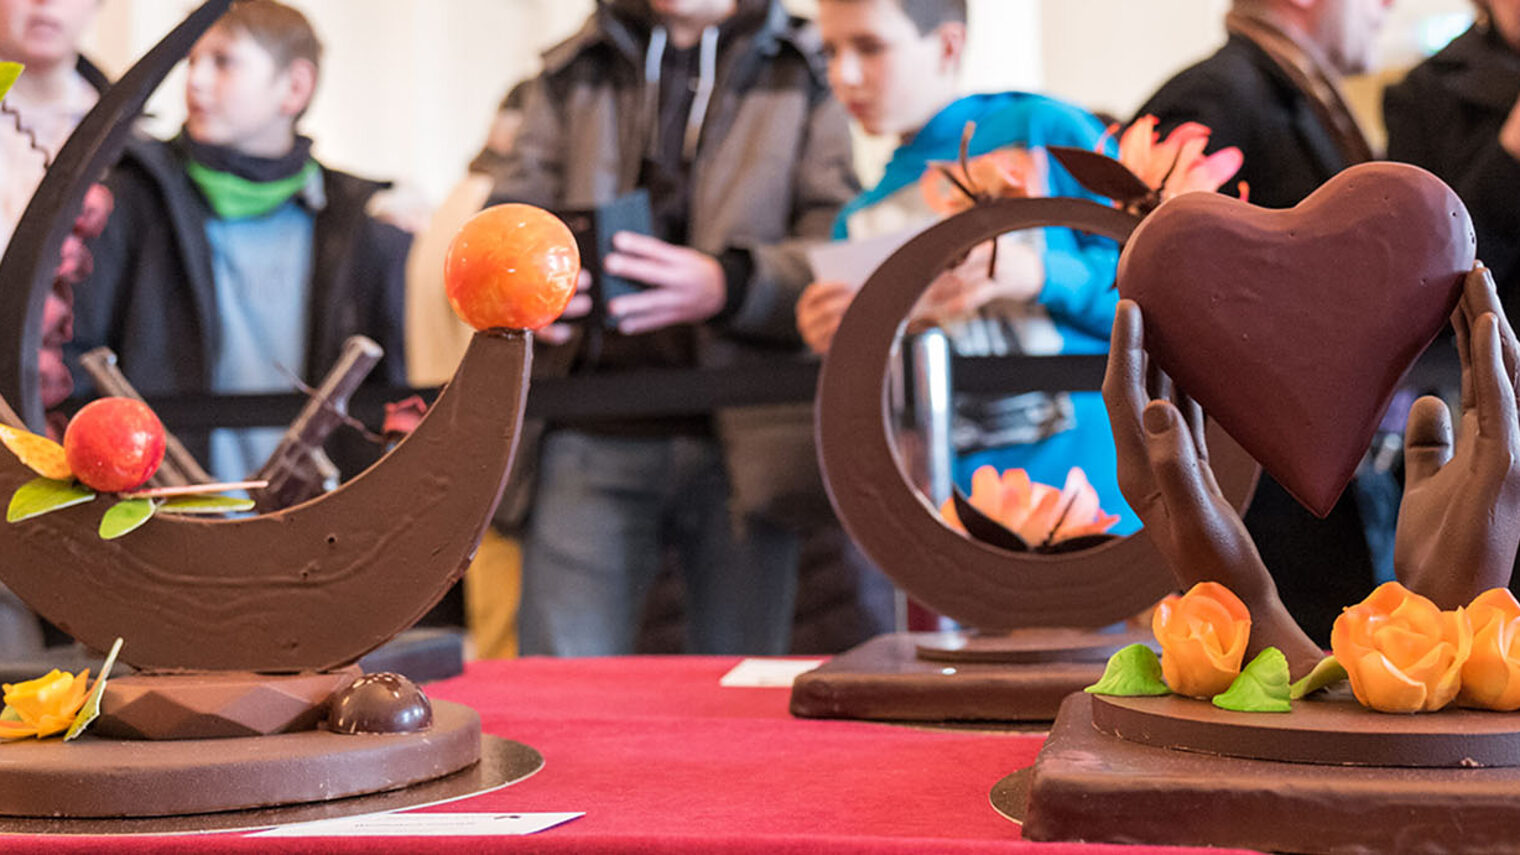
top-left (3, 657), bottom-right (1259, 854)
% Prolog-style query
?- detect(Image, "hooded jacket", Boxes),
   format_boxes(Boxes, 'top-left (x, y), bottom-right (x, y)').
top-left (492, 0), bottom-right (855, 352)
top-left (1385, 25), bottom-right (1520, 321)
top-left (489, 0), bottom-right (858, 527)
top-left (68, 136), bottom-right (409, 475)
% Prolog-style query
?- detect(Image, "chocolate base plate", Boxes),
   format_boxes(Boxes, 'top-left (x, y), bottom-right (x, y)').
top-left (913, 628), bottom-right (1152, 664)
top-left (0, 700), bottom-right (487, 818)
top-left (789, 632), bottom-right (1108, 722)
top-left (1094, 691), bottom-right (1520, 767)
top-left (1021, 693), bottom-right (1520, 853)
top-left (0, 734), bottom-right (541, 835)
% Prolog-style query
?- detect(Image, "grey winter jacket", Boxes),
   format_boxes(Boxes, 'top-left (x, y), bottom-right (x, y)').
top-left (490, 0), bottom-right (858, 528)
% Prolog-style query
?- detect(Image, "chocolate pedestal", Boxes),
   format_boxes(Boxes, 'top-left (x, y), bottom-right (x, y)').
top-left (1021, 693), bottom-right (1520, 853)
top-left (791, 632), bottom-right (1120, 722)
top-left (96, 668), bottom-right (362, 740)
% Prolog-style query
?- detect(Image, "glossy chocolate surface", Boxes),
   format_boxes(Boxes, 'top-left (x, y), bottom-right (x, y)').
top-left (1117, 162), bottom-right (1475, 517)
top-left (328, 672), bottom-right (434, 735)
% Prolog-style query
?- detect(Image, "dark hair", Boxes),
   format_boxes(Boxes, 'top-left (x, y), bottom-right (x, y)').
top-left (821, 0), bottom-right (967, 35)
top-left (500, 80), bottom-right (531, 113)
top-left (214, 0), bottom-right (323, 73)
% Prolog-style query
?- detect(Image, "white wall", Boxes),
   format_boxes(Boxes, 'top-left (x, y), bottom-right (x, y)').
top-left (78, 0), bottom-right (1475, 207)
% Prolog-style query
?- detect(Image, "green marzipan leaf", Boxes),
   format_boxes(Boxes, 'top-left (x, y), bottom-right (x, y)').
top-left (1213, 647), bottom-right (1292, 713)
top-left (7, 478), bottom-right (94, 523)
top-left (1289, 655), bottom-right (1349, 700)
top-left (157, 495), bottom-right (255, 515)
top-left (0, 63), bottom-right (22, 102)
top-left (98, 498), bottom-right (154, 540)
top-left (1085, 643), bottom-right (1171, 696)
top-left (0, 705), bottom-right (19, 723)
top-left (66, 637), bottom-right (123, 741)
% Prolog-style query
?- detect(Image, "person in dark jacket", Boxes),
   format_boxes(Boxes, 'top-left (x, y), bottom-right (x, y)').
top-left (1131, 0), bottom-right (1393, 646)
top-left (491, 0), bottom-right (859, 656)
top-left (1385, 1), bottom-right (1520, 324)
top-left (71, 0), bottom-right (408, 483)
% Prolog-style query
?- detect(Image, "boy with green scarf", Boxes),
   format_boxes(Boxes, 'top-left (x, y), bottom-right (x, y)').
top-left (71, 0), bottom-right (409, 484)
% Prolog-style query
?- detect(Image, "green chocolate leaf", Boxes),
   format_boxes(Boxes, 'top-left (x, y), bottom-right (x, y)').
top-left (157, 495), bottom-right (255, 515)
top-left (1213, 647), bottom-right (1292, 713)
top-left (99, 498), bottom-right (154, 540)
top-left (66, 637), bottom-right (123, 741)
top-left (1085, 643), bottom-right (1171, 696)
top-left (1289, 655), bottom-right (1349, 700)
top-left (7, 478), bottom-right (94, 522)
top-left (0, 63), bottom-right (21, 102)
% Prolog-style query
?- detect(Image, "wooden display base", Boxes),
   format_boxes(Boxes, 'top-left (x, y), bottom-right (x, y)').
top-left (0, 700), bottom-right (484, 818)
top-left (1019, 693), bottom-right (1520, 853)
top-left (789, 631), bottom-right (1139, 722)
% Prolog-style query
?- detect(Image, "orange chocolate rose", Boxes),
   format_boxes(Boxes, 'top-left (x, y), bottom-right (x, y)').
top-left (0, 668), bottom-right (91, 740)
top-left (1151, 581), bottom-right (1251, 698)
top-left (1458, 588), bottom-right (1520, 711)
top-left (1331, 582), bottom-right (1471, 713)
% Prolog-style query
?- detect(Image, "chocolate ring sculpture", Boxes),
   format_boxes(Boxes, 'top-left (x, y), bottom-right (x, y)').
top-left (816, 197), bottom-right (1259, 630)
top-left (0, 0), bottom-right (528, 673)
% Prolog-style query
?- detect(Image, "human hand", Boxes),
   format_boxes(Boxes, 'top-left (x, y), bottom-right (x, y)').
top-left (536, 268), bottom-right (593, 346)
top-left (1395, 265), bottom-right (1520, 607)
top-left (1502, 93), bottom-right (1520, 161)
top-left (911, 234), bottom-right (1042, 325)
top-left (1103, 299), bottom-right (1322, 676)
top-left (604, 232), bottom-right (726, 335)
top-left (797, 280), bottom-right (856, 355)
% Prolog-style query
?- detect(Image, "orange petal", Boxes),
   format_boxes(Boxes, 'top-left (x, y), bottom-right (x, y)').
top-left (969, 466), bottom-right (1002, 515)
top-left (1351, 651), bottom-right (1427, 713)
top-left (1460, 611), bottom-right (1517, 709)
top-left (0, 719), bottom-right (38, 739)
top-left (939, 497), bottom-right (965, 533)
top-left (0, 424), bottom-right (72, 480)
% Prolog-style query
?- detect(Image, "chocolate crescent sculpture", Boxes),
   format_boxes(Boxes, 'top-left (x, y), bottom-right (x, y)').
top-left (0, 0), bottom-right (530, 673)
top-left (0, 332), bottom-right (527, 672)
top-left (816, 197), bottom-right (1259, 630)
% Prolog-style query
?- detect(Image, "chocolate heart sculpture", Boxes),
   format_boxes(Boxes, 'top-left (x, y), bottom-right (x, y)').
top-left (1117, 162), bottom-right (1475, 517)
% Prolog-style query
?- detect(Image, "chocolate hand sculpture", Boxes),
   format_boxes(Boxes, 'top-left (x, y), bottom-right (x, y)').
top-left (1395, 265), bottom-right (1520, 608)
top-left (1103, 299), bottom-right (1322, 678)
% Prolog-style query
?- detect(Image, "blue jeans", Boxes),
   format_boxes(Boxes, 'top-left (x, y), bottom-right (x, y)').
top-left (519, 430), bottom-right (798, 656)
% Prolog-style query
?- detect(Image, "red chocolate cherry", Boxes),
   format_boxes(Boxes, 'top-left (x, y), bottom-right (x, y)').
top-left (63, 398), bottom-right (166, 493)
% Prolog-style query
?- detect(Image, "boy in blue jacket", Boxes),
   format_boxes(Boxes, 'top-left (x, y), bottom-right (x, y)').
top-left (798, 0), bottom-right (1134, 532)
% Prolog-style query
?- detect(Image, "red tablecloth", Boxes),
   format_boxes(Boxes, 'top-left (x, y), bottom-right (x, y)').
top-left (7, 657), bottom-right (1260, 854)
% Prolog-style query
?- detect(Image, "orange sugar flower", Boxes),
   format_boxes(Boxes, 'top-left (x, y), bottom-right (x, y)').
top-left (1331, 582), bottom-right (1471, 714)
top-left (1458, 588), bottom-right (1520, 711)
top-left (1115, 116), bottom-right (1244, 203)
top-left (1151, 581), bottom-right (1251, 698)
top-left (0, 668), bottom-right (92, 740)
top-left (939, 465), bottom-right (1119, 546)
top-left (920, 147), bottom-right (1036, 216)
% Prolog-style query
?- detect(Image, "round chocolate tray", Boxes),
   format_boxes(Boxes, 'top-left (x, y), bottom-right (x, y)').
top-left (1093, 692), bottom-right (1520, 767)
top-left (0, 700), bottom-right (493, 817)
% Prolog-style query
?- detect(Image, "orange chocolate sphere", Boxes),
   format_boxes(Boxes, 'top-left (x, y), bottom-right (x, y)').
top-left (444, 203), bottom-right (580, 331)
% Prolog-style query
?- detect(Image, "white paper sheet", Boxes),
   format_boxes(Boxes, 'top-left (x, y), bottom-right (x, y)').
top-left (719, 657), bottom-right (825, 688)
top-left (250, 811), bottom-right (584, 838)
